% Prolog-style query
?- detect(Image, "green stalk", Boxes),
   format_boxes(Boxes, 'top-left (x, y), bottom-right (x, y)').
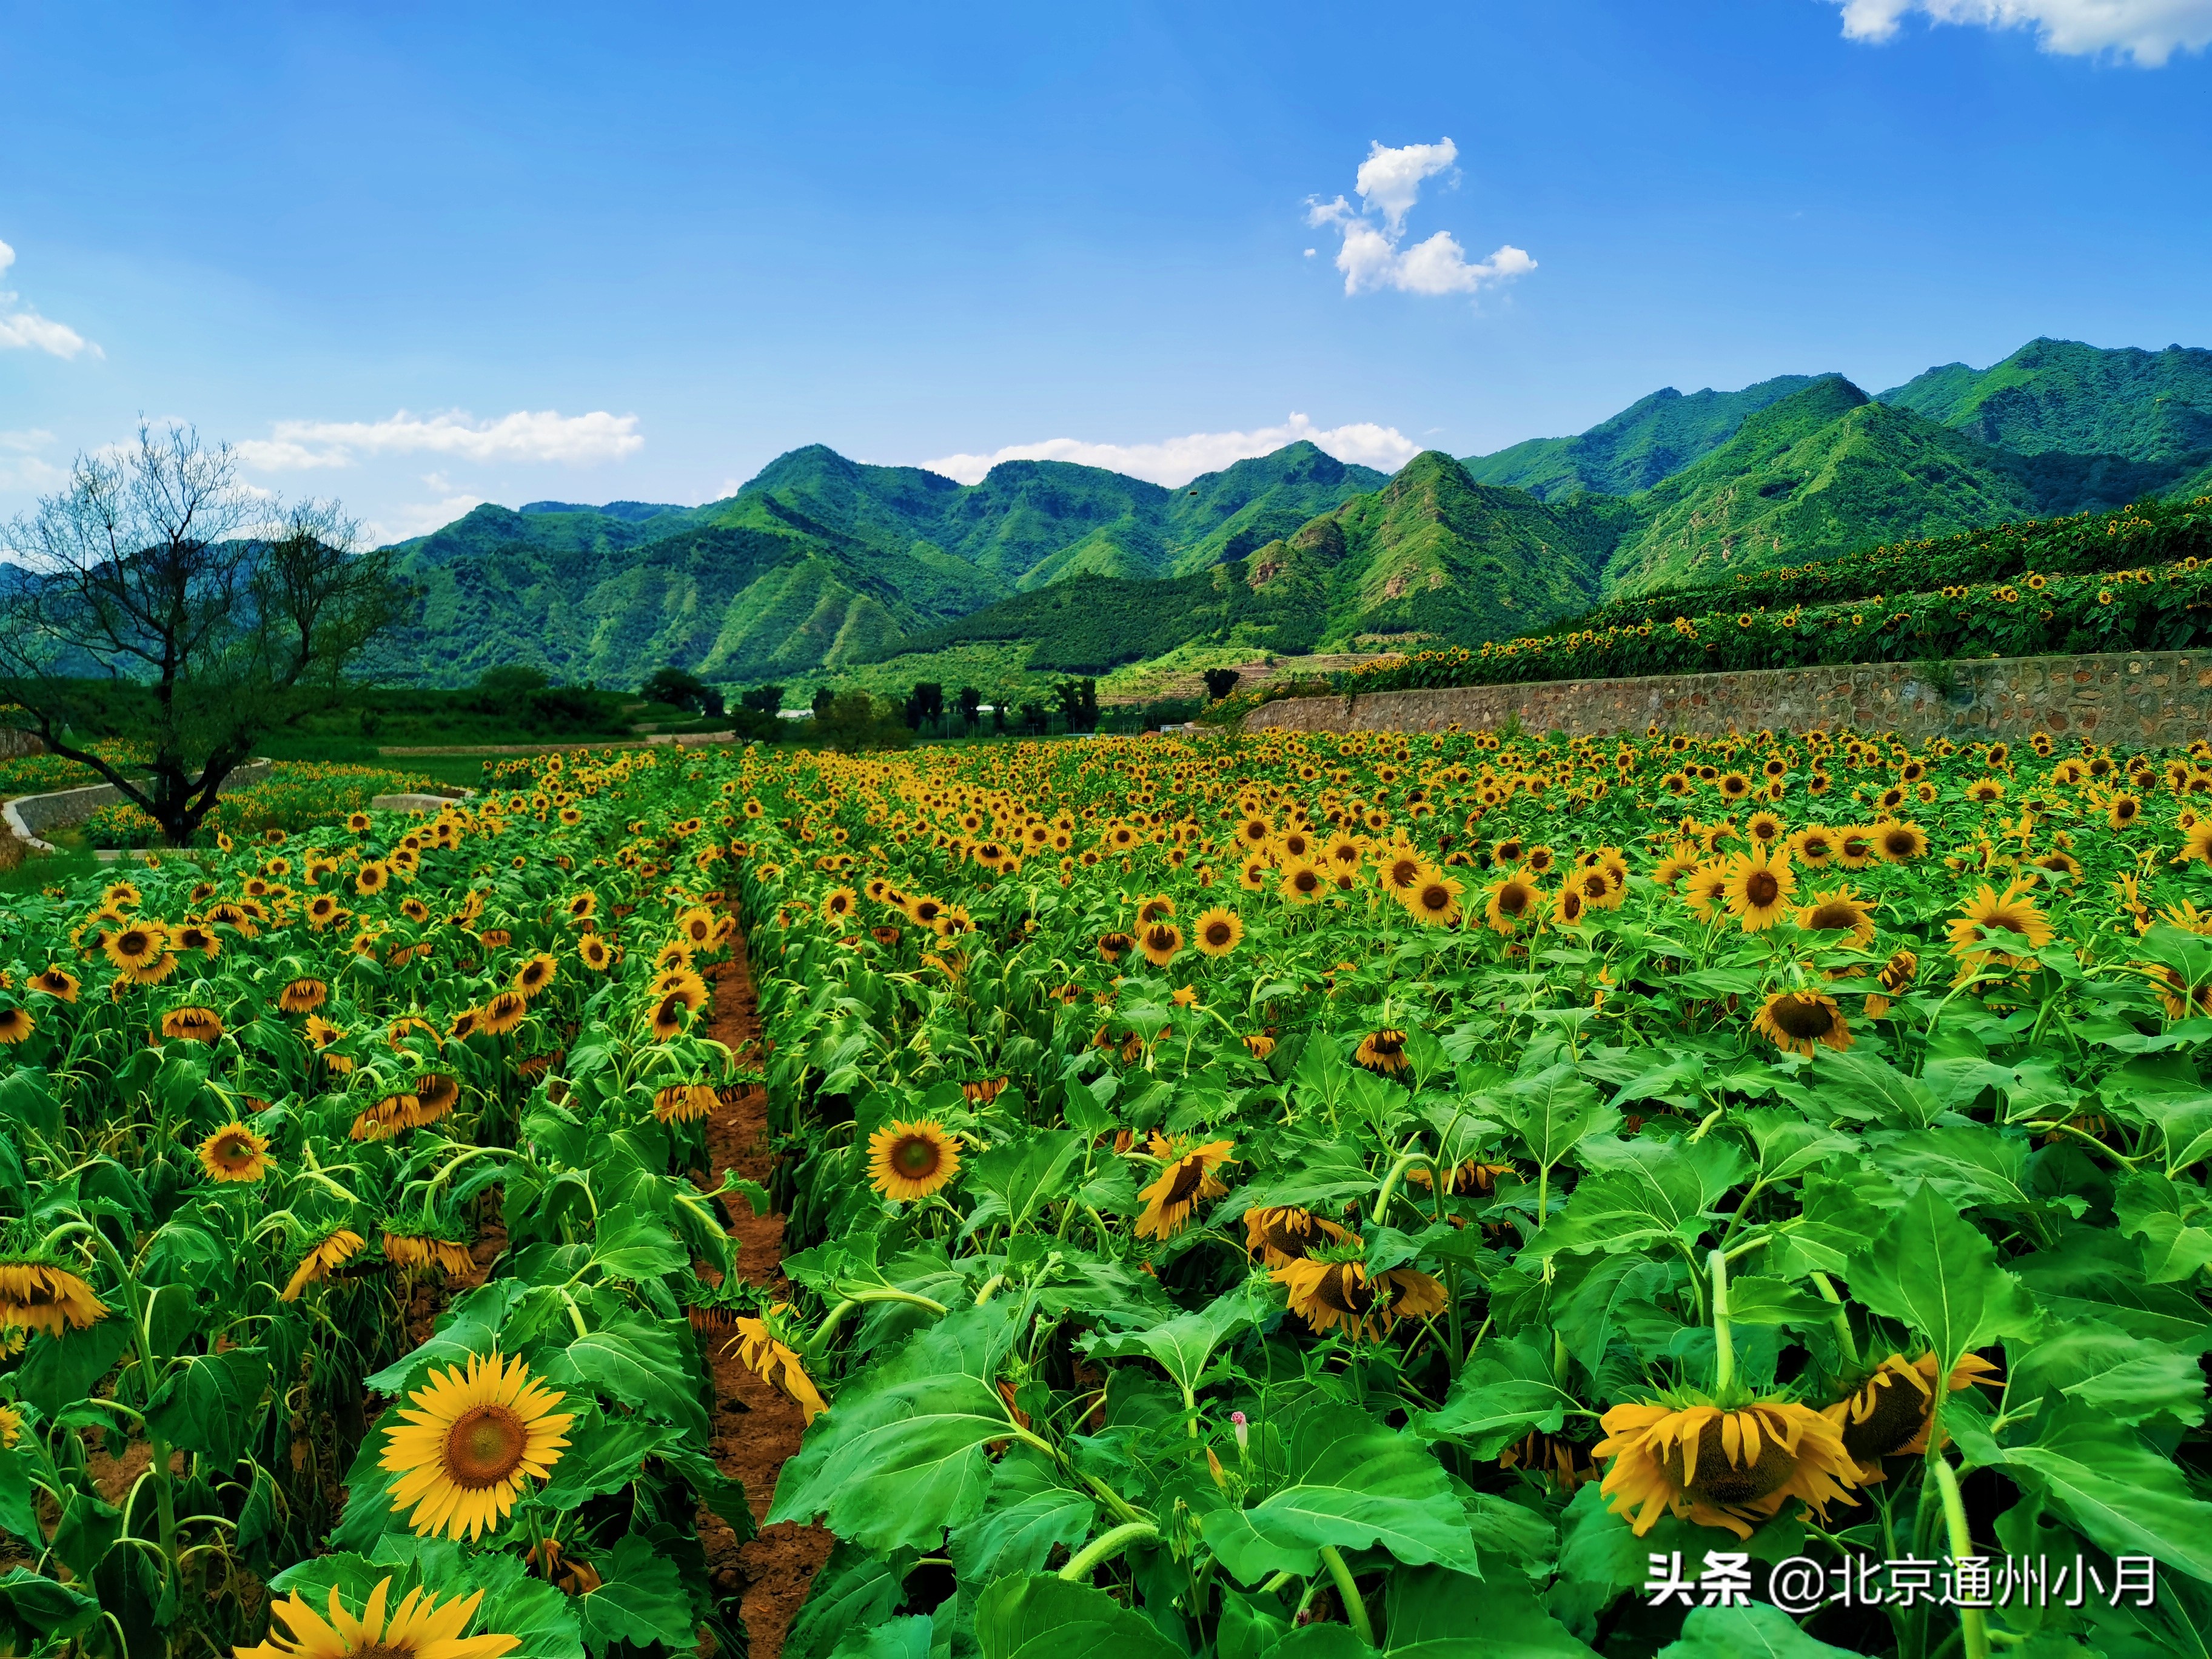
top-left (1929, 1453), bottom-right (1989, 1659)
top-left (1056, 1520), bottom-right (1161, 1582)
top-left (1810, 1272), bottom-right (1858, 1369)
top-left (1318, 1545), bottom-right (1375, 1646)
top-left (1709, 1247), bottom-right (1734, 1396)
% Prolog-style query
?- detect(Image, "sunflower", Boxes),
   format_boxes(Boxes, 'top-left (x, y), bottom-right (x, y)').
top-left (512, 953), bottom-right (557, 998)
top-left (731, 1310), bottom-right (829, 1423)
top-left (381, 1350), bottom-right (573, 1541)
top-left (866, 1118), bottom-right (962, 1202)
top-left (1752, 990), bottom-right (1852, 1057)
top-left (1242, 1031), bottom-right (1277, 1061)
top-left (652, 1083), bottom-right (717, 1124)
top-left (1272, 1255), bottom-right (1447, 1342)
top-left (1243, 1205), bottom-right (1354, 1268)
top-left (1824, 1352), bottom-right (2003, 1481)
top-left (0, 1007), bottom-right (34, 1046)
top-left (414, 1072), bottom-right (461, 1124)
top-left (820, 886), bottom-right (857, 924)
top-left (1278, 863), bottom-right (1327, 905)
top-left (383, 1232), bottom-right (477, 1275)
top-left (1193, 907), bottom-right (1244, 956)
top-left (159, 1005), bottom-right (224, 1043)
top-left (0, 1403), bottom-right (19, 1449)
top-left (1355, 1027), bottom-right (1410, 1075)
top-left (1788, 825), bottom-right (1838, 868)
top-left (1594, 1396), bottom-right (1859, 1539)
top-left (281, 1229), bottom-right (366, 1301)
top-left (235, 1577), bottom-right (522, 1659)
top-left (652, 967), bottom-right (709, 1010)
top-left (1873, 819), bottom-right (1928, 862)
top-left (104, 922), bottom-right (169, 973)
top-left (646, 994), bottom-right (689, 1041)
top-left (1484, 867), bottom-right (1541, 934)
top-left (1946, 880), bottom-right (2054, 968)
top-left (1681, 862), bottom-right (1732, 922)
top-left (1133, 1135), bottom-right (1236, 1239)
top-left (280, 978), bottom-right (329, 1014)
top-left (0, 1260), bottom-right (108, 1333)
top-left (1138, 920), bottom-right (1183, 968)
top-left (1722, 844), bottom-right (1795, 932)
top-left (1406, 869), bottom-right (1465, 927)
top-left (477, 991), bottom-right (528, 1037)
top-left (1835, 826), bottom-right (1879, 870)
top-left (1237, 856), bottom-right (1271, 891)
top-left (30, 966), bottom-right (79, 1002)
top-left (1795, 886), bottom-right (1875, 947)
top-left (198, 1121), bottom-right (271, 1182)
top-left (1652, 843), bottom-right (1702, 888)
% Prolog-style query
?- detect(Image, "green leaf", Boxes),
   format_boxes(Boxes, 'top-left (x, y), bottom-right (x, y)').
top-left (364, 1279), bottom-right (531, 1395)
top-left (969, 1130), bottom-right (1084, 1233)
top-left (1741, 1114), bottom-right (1857, 1186)
top-left (971, 1574), bottom-right (1184, 1659)
top-left (2013, 1230), bottom-right (2212, 1350)
top-left (948, 1450), bottom-right (1098, 1592)
top-left (767, 1303), bottom-right (1022, 1552)
top-left (2008, 1322), bottom-right (2207, 1428)
top-left (1868, 1127), bottom-right (2037, 1215)
top-left (537, 1410), bottom-right (679, 1507)
top-left (2113, 1172), bottom-right (2212, 1284)
top-left (0, 1567), bottom-right (100, 1640)
top-left (145, 1346), bottom-right (272, 1469)
top-left (591, 1212), bottom-right (689, 1281)
top-left (1722, 1277), bottom-right (1835, 1328)
top-left (1793, 1048), bottom-right (1939, 1128)
top-left (1084, 1284), bottom-right (1265, 1399)
top-left (576, 1535), bottom-right (696, 1657)
top-left (827, 1617), bottom-right (936, 1659)
top-left (1530, 1134), bottom-right (1746, 1261)
top-left (1495, 1062), bottom-right (1620, 1171)
top-left (786, 1542), bottom-right (918, 1659)
top-left (1656, 1603), bottom-right (1864, 1659)
top-left (1997, 1407), bottom-right (2212, 1584)
top-left (0, 1444), bottom-right (41, 1543)
top-left (541, 1310), bottom-right (709, 1439)
top-left (1845, 1181), bottom-right (2040, 1376)
top-left (1197, 1400), bottom-right (1482, 1584)
top-left (14, 1320), bottom-right (133, 1416)
top-left (1380, 1566), bottom-right (1595, 1657)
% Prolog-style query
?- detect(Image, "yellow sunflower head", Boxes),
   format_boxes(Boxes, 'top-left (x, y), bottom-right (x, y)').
top-left (1595, 1396), bottom-right (1860, 1538)
top-left (233, 1576), bottom-right (521, 1659)
top-left (1752, 990), bottom-right (1852, 1057)
top-left (867, 1118), bottom-right (962, 1202)
top-left (1133, 1137), bottom-right (1236, 1239)
top-left (379, 1350), bottom-right (573, 1541)
top-left (0, 1259), bottom-right (109, 1334)
top-left (198, 1121), bottom-right (271, 1183)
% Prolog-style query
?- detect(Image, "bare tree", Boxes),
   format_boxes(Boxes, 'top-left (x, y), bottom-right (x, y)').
top-left (0, 423), bottom-right (409, 846)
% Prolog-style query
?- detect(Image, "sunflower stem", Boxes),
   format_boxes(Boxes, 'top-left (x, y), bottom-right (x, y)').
top-left (1810, 1272), bottom-right (1858, 1369)
top-left (1929, 1453), bottom-right (1989, 1659)
top-left (1056, 1520), bottom-right (1159, 1581)
top-left (1370, 1147), bottom-right (1430, 1227)
top-left (1708, 1247), bottom-right (1734, 1396)
top-left (1318, 1545), bottom-right (1374, 1646)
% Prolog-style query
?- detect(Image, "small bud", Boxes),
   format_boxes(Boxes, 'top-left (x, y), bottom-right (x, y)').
top-left (1230, 1410), bottom-right (1248, 1455)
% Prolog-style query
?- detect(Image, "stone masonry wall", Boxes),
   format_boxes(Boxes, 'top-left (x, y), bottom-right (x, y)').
top-left (1244, 649), bottom-right (2212, 745)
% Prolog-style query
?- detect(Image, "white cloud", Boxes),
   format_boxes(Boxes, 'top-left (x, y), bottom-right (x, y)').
top-left (234, 407), bottom-right (644, 471)
top-left (1830, 0), bottom-right (2212, 63)
top-left (0, 240), bottom-right (98, 360)
top-left (365, 490), bottom-right (491, 547)
top-left (918, 412), bottom-right (1421, 488)
top-left (1305, 140), bottom-right (1535, 299)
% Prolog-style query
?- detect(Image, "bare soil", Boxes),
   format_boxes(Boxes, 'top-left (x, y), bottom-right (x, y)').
top-left (697, 934), bottom-right (833, 1659)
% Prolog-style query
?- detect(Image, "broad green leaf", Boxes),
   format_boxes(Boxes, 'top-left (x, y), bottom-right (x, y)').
top-left (1741, 1113), bottom-right (1857, 1186)
top-left (0, 1445), bottom-right (40, 1542)
top-left (2013, 1230), bottom-right (2212, 1352)
top-left (786, 1542), bottom-right (918, 1659)
top-left (1999, 1407), bottom-right (2212, 1584)
top-left (541, 1310), bottom-right (709, 1439)
top-left (1495, 1062), bottom-right (1620, 1171)
top-left (1084, 1284), bottom-right (1265, 1398)
top-left (1529, 1134), bottom-right (1746, 1261)
top-left (590, 1212), bottom-right (689, 1281)
top-left (364, 1279), bottom-right (532, 1394)
top-left (768, 1304), bottom-right (1022, 1552)
top-left (14, 1320), bottom-right (133, 1416)
top-left (2008, 1322), bottom-right (2207, 1428)
top-left (537, 1410), bottom-right (678, 1507)
top-left (575, 1535), bottom-right (695, 1658)
top-left (826, 1617), bottom-right (936, 1659)
top-left (1555, 1255), bottom-right (1678, 1371)
top-left (1845, 1181), bottom-right (2040, 1376)
top-left (2112, 1172), bottom-right (2212, 1284)
top-left (1378, 1566), bottom-right (1594, 1657)
top-left (1656, 1603), bottom-right (1863, 1659)
top-left (1794, 1048), bottom-right (1939, 1128)
top-left (0, 1567), bottom-right (100, 1640)
top-left (947, 1450), bottom-right (1098, 1591)
top-left (969, 1130), bottom-right (1084, 1233)
top-left (971, 1574), bottom-right (1184, 1659)
top-left (1721, 1276), bottom-right (1834, 1327)
top-left (145, 1346), bottom-right (271, 1468)
top-left (1197, 1401), bottom-right (1482, 1583)
top-left (1868, 1127), bottom-right (2036, 1215)
top-left (1412, 1336), bottom-right (1580, 1458)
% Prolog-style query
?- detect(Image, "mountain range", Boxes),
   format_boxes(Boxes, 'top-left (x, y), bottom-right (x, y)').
top-left (364, 337), bottom-right (2212, 689)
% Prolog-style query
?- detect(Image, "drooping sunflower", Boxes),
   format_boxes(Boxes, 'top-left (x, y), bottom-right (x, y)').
top-left (281, 1229), bottom-right (366, 1301)
top-left (1722, 844), bottom-right (1795, 933)
top-left (1133, 1134), bottom-right (1236, 1239)
top-left (30, 966), bottom-right (79, 1003)
top-left (1138, 920), bottom-right (1183, 968)
top-left (1484, 867), bottom-right (1541, 934)
top-left (1355, 1027), bottom-right (1410, 1075)
top-left (1946, 880), bottom-right (2054, 969)
top-left (731, 1309), bottom-right (829, 1423)
top-left (234, 1576), bottom-right (522, 1659)
top-left (380, 1350), bottom-right (574, 1541)
top-left (0, 1007), bottom-right (35, 1046)
top-left (0, 1259), bottom-right (108, 1333)
top-left (652, 1083), bottom-right (717, 1124)
top-left (867, 1118), bottom-right (962, 1201)
top-left (1795, 886), bottom-right (1876, 947)
top-left (1594, 1396), bottom-right (1860, 1539)
top-left (279, 978), bottom-right (329, 1014)
top-left (512, 953), bottom-right (557, 999)
top-left (159, 1005), bottom-right (224, 1044)
top-left (1243, 1205), bottom-right (1354, 1268)
top-left (198, 1121), bottom-right (271, 1182)
top-left (383, 1231), bottom-right (477, 1276)
top-left (1242, 1031), bottom-right (1277, 1061)
top-left (1193, 907), bottom-right (1244, 956)
top-left (1752, 990), bottom-right (1852, 1058)
top-left (477, 991), bottom-right (528, 1037)
top-left (1825, 1351), bottom-right (2003, 1481)
top-left (1273, 1253), bottom-right (1447, 1342)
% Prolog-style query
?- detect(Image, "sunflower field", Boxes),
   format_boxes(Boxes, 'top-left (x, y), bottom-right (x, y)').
top-left (4, 721), bottom-right (2212, 1659)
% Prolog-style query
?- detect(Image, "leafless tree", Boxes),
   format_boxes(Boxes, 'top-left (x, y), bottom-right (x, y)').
top-left (0, 423), bottom-right (409, 846)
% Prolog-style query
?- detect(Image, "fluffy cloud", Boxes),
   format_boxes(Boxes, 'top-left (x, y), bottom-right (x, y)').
top-left (0, 428), bottom-right (65, 493)
top-left (364, 477), bottom-right (492, 547)
top-left (0, 240), bottom-right (98, 360)
top-left (919, 412), bottom-right (1421, 488)
top-left (234, 407), bottom-right (643, 470)
top-left (1305, 140), bottom-right (1534, 299)
top-left (1830, 0), bottom-right (2212, 64)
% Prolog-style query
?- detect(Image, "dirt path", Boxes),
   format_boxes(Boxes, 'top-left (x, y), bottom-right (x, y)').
top-left (698, 935), bottom-right (833, 1659)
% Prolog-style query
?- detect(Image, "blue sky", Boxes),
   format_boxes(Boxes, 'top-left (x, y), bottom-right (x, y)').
top-left (3, 0), bottom-right (2209, 541)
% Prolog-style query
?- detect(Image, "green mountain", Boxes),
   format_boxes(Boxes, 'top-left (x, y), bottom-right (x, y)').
top-left (1462, 374), bottom-right (1822, 499)
top-left (1880, 337), bottom-right (2212, 461)
top-left (1602, 377), bottom-right (2197, 594)
top-left (903, 452), bottom-right (1619, 671)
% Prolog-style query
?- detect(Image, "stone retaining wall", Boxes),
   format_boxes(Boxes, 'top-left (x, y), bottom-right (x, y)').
top-left (1244, 649), bottom-right (2212, 745)
top-left (0, 729), bottom-right (42, 760)
top-left (2, 760), bottom-right (276, 851)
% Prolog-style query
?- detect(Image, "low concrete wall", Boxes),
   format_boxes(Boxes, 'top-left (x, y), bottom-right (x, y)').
top-left (2, 760), bottom-right (275, 853)
top-left (0, 729), bottom-right (43, 760)
top-left (1245, 648), bottom-right (2212, 745)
